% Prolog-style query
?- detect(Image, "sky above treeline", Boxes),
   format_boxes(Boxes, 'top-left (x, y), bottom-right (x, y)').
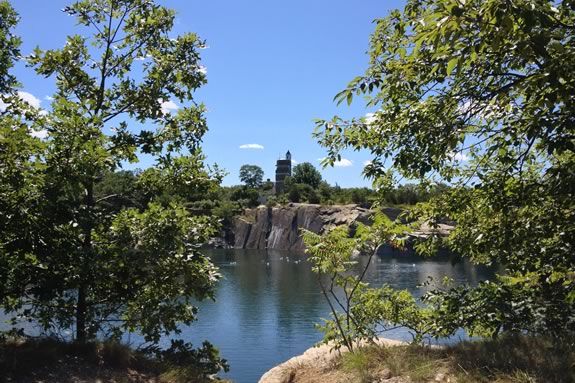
top-left (10, 0), bottom-right (405, 187)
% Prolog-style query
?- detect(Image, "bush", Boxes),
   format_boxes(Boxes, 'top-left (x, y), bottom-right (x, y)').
top-left (230, 187), bottom-right (260, 208)
top-left (212, 200), bottom-right (241, 224)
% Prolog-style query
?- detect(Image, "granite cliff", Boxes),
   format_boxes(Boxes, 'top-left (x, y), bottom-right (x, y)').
top-left (228, 203), bottom-right (404, 251)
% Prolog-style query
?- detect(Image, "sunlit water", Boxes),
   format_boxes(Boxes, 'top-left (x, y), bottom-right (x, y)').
top-left (1, 247), bottom-right (495, 382)
top-left (162, 248), bottom-right (494, 382)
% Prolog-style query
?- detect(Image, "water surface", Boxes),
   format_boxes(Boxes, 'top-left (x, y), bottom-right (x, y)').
top-left (0, 247), bottom-right (494, 382)
top-left (167, 248), bottom-right (494, 383)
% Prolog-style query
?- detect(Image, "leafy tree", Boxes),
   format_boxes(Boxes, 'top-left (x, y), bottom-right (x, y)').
top-left (0, 0), bottom-right (19, 93)
top-left (315, 0), bottom-right (575, 338)
top-left (350, 188), bottom-right (368, 206)
top-left (239, 164), bottom-right (264, 188)
top-left (212, 199), bottom-right (241, 225)
top-left (303, 215), bottom-right (426, 352)
top-left (317, 181), bottom-right (333, 204)
top-left (262, 179), bottom-right (274, 191)
top-left (0, 1), bottom-right (49, 334)
top-left (287, 184), bottom-right (301, 203)
top-left (94, 170), bottom-right (145, 213)
top-left (284, 182), bottom-right (320, 204)
top-left (292, 162), bottom-right (322, 188)
top-left (137, 155), bottom-right (223, 206)
top-left (1, 1), bottom-right (226, 367)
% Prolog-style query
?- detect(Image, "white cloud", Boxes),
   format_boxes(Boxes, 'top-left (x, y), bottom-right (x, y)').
top-left (334, 158), bottom-right (353, 167)
top-left (318, 157), bottom-right (353, 167)
top-left (158, 98), bottom-right (179, 114)
top-left (0, 91), bottom-right (44, 113)
top-left (458, 100), bottom-right (473, 115)
top-left (45, 95), bottom-right (54, 101)
top-left (363, 160), bottom-right (372, 166)
top-left (449, 152), bottom-right (469, 162)
top-left (135, 54), bottom-right (153, 61)
top-left (291, 159), bottom-right (299, 165)
top-left (458, 98), bottom-right (508, 121)
top-left (18, 91), bottom-right (41, 109)
top-left (239, 143), bottom-right (264, 150)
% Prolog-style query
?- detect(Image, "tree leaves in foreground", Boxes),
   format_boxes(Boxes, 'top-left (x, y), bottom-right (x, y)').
top-left (303, 215), bottom-right (432, 352)
top-left (315, 0), bottom-right (574, 338)
top-left (0, 0), bottom-right (20, 93)
top-left (0, 0), bottom-right (227, 373)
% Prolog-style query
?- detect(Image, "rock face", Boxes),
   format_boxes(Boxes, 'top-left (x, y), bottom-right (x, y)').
top-left (227, 203), bottom-right (453, 251)
top-left (230, 203), bottom-right (378, 251)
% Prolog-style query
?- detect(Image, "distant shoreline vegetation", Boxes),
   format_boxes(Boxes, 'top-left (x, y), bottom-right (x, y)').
top-left (90, 166), bottom-right (449, 225)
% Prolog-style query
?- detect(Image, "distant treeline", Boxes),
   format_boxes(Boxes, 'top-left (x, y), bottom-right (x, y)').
top-left (95, 168), bottom-right (449, 226)
top-left (275, 179), bottom-right (449, 207)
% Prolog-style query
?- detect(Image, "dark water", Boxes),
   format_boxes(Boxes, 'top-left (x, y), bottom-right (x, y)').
top-left (153, 248), bottom-right (495, 383)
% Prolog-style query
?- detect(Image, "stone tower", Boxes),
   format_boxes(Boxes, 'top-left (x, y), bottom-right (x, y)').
top-left (275, 150), bottom-right (292, 194)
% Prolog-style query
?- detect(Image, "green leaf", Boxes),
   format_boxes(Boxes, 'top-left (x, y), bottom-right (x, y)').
top-left (446, 57), bottom-right (458, 76)
top-left (346, 91), bottom-right (353, 106)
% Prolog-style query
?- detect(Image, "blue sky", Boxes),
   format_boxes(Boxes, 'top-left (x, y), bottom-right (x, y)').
top-left (10, 0), bottom-right (405, 187)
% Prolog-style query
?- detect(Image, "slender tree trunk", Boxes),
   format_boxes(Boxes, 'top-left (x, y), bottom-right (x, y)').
top-left (76, 181), bottom-right (94, 343)
top-left (319, 275), bottom-right (354, 352)
top-left (76, 284), bottom-right (87, 342)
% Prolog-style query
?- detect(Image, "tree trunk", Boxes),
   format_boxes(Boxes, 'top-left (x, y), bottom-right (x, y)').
top-left (76, 181), bottom-right (94, 343)
top-left (76, 285), bottom-right (87, 342)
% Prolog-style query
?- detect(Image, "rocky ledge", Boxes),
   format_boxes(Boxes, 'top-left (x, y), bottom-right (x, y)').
top-left (229, 203), bottom-right (406, 251)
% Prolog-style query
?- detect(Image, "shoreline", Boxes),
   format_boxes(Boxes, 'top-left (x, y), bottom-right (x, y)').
top-left (258, 338), bottom-right (406, 383)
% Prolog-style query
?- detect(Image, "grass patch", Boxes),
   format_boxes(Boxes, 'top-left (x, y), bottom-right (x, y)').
top-left (341, 348), bottom-right (374, 382)
top-left (450, 335), bottom-right (575, 383)
top-left (341, 344), bottom-right (443, 382)
top-left (336, 335), bottom-right (574, 383)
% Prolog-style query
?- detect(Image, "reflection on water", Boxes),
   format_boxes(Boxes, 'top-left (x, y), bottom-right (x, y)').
top-left (166, 248), bottom-right (495, 383)
top-left (0, 247), bottom-right (495, 383)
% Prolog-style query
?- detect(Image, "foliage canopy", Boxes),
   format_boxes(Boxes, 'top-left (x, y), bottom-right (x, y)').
top-left (0, 0), bottom-right (20, 93)
top-left (0, 4), bottom-right (226, 373)
top-left (292, 162), bottom-right (323, 188)
top-left (303, 215), bottom-right (430, 351)
top-left (315, 0), bottom-right (575, 337)
top-left (239, 164), bottom-right (264, 188)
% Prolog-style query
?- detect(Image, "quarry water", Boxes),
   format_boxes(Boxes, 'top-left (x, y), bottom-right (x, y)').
top-left (1, 247), bottom-right (495, 382)
top-left (162, 248), bottom-right (495, 383)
